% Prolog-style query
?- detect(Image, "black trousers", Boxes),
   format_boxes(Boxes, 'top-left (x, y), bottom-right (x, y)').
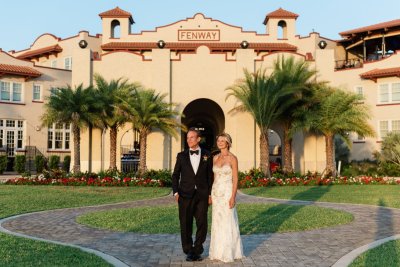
top-left (178, 191), bottom-right (208, 255)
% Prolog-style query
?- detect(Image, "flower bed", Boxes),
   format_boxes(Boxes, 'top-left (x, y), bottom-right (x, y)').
top-left (5, 176), bottom-right (163, 187)
top-left (239, 175), bottom-right (400, 188)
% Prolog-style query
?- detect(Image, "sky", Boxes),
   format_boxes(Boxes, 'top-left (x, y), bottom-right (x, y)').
top-left (1, 0), bottom-right (400, 52)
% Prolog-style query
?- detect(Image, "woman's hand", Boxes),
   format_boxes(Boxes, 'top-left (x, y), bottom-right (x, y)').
top-left (229, 197), bottom-right (236, 209)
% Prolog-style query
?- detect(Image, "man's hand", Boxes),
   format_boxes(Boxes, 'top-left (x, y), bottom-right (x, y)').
top-left (208, 196), bottom-right (212, 205)
top-left (174, 193), bottom-right (179, 203)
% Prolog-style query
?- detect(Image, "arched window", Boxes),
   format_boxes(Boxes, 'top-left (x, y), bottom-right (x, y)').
top-left (111, 20), bottom-right (121, 38)
top-left (277, 20), bottom-right (287, 39)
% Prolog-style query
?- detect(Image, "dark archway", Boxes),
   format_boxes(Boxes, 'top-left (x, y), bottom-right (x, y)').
top-left (182, 98), bottom-right (225, 152)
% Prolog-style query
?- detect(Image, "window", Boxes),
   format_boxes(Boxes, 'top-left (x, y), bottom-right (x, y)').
top-left (379, 120), bottom-right (400, 140)
top-left (378, 83), bottom-right (400, 104)
top-left (355, 86), bottom-right (363, 97)
top-left (379, 84), bottom-right (389, 103)
top-left (1, 81), bottom-right (10, 101)
top-left (393, 120), bottom-right (400, 134)
top-left (0, 119), bottom-right (25, 154)
top-left (392, 83), bottom-right (400, 102)
top-left (379, 121), bottom-right (389, 139)
top-left (0, 81), bottom-right (23, 103)
top-left (47, 123), bottom-right (71, 150)
top-left (64, 57), bottom-right (72, 70)
top-left (33, 84), bottom-right (41, 101)
top-left (50, 87), bottom-right (60, 96)
top-left (51, 60), bottom-right (57, 68)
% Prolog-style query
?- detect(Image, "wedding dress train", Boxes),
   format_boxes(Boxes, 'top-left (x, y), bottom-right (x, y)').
top-left (209, 164), bottom-right (243, 262)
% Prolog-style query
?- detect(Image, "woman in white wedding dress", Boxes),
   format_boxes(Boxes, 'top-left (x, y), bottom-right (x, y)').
top-left (209, 133), bottom-right (244, 262)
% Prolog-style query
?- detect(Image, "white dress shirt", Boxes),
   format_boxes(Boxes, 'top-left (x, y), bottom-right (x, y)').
top-left (189, 147), bottom-right (201, 175)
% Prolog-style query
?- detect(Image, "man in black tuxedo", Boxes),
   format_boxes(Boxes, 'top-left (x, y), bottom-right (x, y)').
top-left (172, 127), bottom-right (213, 262)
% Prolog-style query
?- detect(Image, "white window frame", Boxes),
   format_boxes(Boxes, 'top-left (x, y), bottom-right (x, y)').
top-left (378, 120), bottom-right (400, 140)
top-left (0, 119), bottom-right (25, 154)
top-left (354, 85), bottom-right (364, 97)
top-left (50, 86), bottom-right (60, 96)
top-left (33, 84), bottom-right (42, 101)
top-left (51, 60), bottom-right (57, 68)
top-left (378, 82), bottom-right (400, 104)
top-left (0, 80), bottom-right (24, 103)
top-left (47, 123), bottom-right (71, 151)
top-left (64, 57), bottom-right (72, 70)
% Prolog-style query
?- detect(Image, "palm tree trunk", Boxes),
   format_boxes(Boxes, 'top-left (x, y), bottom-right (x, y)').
top-left (109, 125), bottom-right (117, 170)
top-left (72, 124), bottom-right (80, 173)
top-left (260, 129), bottom-right (270, 177)
top-left (138, 128), bottom-right (148, 176)
top-left (283, 123), bottom-right (293, 174)
top-left (325, 133), bottom-right (336, 177)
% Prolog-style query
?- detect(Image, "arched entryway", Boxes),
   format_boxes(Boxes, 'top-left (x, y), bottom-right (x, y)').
top-left (182, 98), bottom-right (225, 152)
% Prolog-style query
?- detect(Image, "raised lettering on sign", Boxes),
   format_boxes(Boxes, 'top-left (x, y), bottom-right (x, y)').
top-left (178, 30), bottom-right (220, 41)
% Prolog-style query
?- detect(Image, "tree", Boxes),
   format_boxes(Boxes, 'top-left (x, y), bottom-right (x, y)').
top-left (376, 132), bottom-right (400, 167)
top-left (94, 74), bottom-right (139, 170)
top-left (293, 85), bottom-right (375, 176)
top-left (122, 88), bottom-right (185, 175)
top-left (226, 69), bottom-right (295, 175)
top-left (272, 56), bottom-right (317, 173)
top-left (42, 85), bottom-right (101, 173)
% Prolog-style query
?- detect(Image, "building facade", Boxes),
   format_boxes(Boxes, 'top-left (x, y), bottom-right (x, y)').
top-left (1, 7), bottom-right (399, 173)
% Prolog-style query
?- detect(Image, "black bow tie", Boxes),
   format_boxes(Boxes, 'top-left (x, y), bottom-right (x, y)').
top-left (190, 150), bottom-right (199, 155)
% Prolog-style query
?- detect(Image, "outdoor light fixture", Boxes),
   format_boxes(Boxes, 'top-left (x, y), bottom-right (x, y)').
top-left (78, 40), bottom-right (88, 49)
top-left (240, 40), bottom-right (249, 49)
top-left (157, 40), bottom-right (166, 49)
top-left (318, 40), bottom-right (327, 49)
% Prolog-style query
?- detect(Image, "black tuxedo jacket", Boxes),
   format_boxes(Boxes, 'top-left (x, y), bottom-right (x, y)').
top-left (172, 149), bottom-right (213, 199)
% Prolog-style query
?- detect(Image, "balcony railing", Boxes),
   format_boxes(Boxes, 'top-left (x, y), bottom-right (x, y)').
top-left (335, 59), bottom-right (363, 70)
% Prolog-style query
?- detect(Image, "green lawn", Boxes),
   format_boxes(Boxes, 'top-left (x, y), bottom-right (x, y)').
top-left (242, 185), bottom-right (400, 208)
top-left (77, 203), bottom-right (353, 234)
top-left (0, 185), bottom-right (170, 267)
top-left (350, 239), bottom-right (400, 267)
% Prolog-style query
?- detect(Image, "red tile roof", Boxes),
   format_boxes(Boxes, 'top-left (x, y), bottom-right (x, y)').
top-left (340, 19), bottom-right (400, 37)
top-left (263, 8), bottom-right (299, 25)
top-left (0, 63), bottom-right (42, 78)
top-left (101, 42), bottom-right (297, 52)
top-left (360, 67), bottom-right (400, 81)
top-left (17, 45), bottom-right (63, 60)
top-left (99, 7), bottom-right (134, 24)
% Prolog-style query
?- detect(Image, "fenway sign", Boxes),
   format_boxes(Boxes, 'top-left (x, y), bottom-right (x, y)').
top-left (178, 30), bottom-right (220, 41)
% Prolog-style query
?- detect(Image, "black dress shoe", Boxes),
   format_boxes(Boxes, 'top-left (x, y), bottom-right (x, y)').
top-left (192, 254), bottom-right (203, 261)
top-left (186, 253), bottom-right (194, 262)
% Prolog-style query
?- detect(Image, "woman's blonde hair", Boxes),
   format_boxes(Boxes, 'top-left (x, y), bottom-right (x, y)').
top-left (216, 132), bottom-right (233, 149)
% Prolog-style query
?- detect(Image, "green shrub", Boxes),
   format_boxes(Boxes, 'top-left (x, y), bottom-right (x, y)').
top-left (48, 155), bottom-right (60, 170)
top-left (142, 169), bottom-right (172, 186)
top-left (14, 155), bottom-right (26, 174)
top-left (378, 162), bottom-right (400, 177)
top-left (35, 155), bottom-right (46, 173)
top-left (0, 155), bottom-right (7, 174)
top-left (63, 155), bottom-right (71, 172)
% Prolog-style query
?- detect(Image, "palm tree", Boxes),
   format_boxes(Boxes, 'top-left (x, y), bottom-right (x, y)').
top-left (42, 85), bottom-right (101, 173)
top-left (94, 74), bottom-right (139, 170)
top-left (226, 69), bottom-right (296, 175)
top-left (272, 56), bottom-right (317, 173)
top-left (122, 88), bottom-right (185, 175)
top-left (293, 85), bottom-right (375, 176)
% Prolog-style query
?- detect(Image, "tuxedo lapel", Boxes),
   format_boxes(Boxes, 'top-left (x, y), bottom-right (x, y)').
top-left (185, 150), bottom-right (196, 176)
top-left (196, 150), bottom-right (206, 176)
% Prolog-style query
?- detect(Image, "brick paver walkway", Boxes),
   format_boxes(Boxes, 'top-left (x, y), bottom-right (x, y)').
top-left (2, 192), bottom-right (400, 267)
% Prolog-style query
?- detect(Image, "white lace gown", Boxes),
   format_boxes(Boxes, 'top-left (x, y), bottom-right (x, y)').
top-left (209, 165), bottom-right (244, 262)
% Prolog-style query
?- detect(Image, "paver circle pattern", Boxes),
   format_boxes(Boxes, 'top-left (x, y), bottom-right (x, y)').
top-left (2, 191), bottom-right (400, 267)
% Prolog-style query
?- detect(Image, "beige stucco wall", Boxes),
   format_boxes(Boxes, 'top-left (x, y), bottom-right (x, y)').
top-left (5, 8), bottom-right (400, 174)
top-left (0, 51), bottom-right (71, 160)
